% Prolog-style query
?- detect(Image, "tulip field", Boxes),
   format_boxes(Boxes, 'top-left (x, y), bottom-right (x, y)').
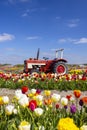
top-left (0, 69), bottom-right (87, 130)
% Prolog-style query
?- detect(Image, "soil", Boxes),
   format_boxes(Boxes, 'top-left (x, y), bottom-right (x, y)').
top-left (0, 88), bottom-right (15, 100)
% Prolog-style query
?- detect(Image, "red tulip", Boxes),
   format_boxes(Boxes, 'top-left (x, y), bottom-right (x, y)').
top-left (81, 76), bottom-right (86, 80)
top-left (66, 95), bottom-right (72, 101)
top-left (28, 100), bottom-right (37, 111)
top-left (21, 86), bottom-right (29, 94)
top-left (56, 104), bottom-right (60, 109)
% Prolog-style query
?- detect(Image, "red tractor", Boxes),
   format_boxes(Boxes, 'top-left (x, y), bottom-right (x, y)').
top-left (24, 49), bottom-right (68, 75)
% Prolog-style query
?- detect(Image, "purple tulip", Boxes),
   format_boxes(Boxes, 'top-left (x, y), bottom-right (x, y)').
top-left (36, 89), bottom-right (41, 94)
top-left (70, 104), bottom-right (77, 114)
top-left (79, 99), bottom-right (83, 106)
top-left (64, 105), bottom-right (68, 109)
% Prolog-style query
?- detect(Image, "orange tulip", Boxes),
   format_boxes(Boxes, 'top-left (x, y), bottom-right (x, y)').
top-left (73, 90), bottom-right (81, 98)
top-left (82, 96), bottom-right (87, 105)
top-left (44, 98), bottom-right (52, 105)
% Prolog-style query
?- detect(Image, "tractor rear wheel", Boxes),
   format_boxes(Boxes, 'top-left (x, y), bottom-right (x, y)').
top-left (53, 62), bottom-right (68, 75)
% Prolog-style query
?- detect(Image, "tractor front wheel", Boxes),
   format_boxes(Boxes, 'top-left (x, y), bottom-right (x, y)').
top-left (53, 62), bottom-right (68, 75)
top-left (30, 68), bottom-right (40, 74)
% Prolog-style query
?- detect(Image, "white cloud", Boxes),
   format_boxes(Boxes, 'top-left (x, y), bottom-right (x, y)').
top-left (67, 19), bottom-right (80, 28)
top-left (0, 33), bottom-right (15, 42)
top-left (27, 36), bottom-right (40, 40)
top-left (58, 38), bottom-right (67, 43)
top-left (21, 8), bottom-right (37, 17)
top-left (21, 8), bottom-right (45, 17)
top-left (22, 13), bottom-right (28, 17)
top-left (8, 0), bottom-right (30, 4)
top-left (21, 9), bottom-right (30, 17)
top-left (68, 23), bottom-right (77, 28)
top-left (58, 38), bottom-right (77, 43)
top-left (74, 38), bottom-right (87, 44)
top-left (56, 16), bottom-right (61, 20)
top-left (58, 37), bottom-right (87, 44)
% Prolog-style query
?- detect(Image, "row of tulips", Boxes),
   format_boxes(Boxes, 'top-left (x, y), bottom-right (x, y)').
top-left (0, 71), bottom-right (87, 90)
top-left (0, 86), bottom-right (87, 130)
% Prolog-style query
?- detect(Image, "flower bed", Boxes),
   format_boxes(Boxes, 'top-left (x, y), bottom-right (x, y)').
top-left (0, 71), bottom-right (87, 91)
top-left (0, 87), bottom-right (87, 130)
top-left (0, 71), bottom-right (87, 129)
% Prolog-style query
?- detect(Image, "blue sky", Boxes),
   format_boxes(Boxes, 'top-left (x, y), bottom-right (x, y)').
top-left (0, 0), bottom-right (87, 65)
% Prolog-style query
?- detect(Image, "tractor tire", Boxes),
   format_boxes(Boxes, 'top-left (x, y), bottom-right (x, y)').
top-left (53, 62), bottom-right (68, 75)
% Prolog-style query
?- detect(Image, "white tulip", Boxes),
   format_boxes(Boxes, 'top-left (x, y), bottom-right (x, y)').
top-left (61, 97), bottom-right (68, 106)
top-left (51, 93), bottom-right (61, 102)
top-left (36, 95), bottom-right (43, 102)
top-left (15, 89), bottom-right (23, 100)
top-left (79, 75), bottom-right (82, 79)
top-left (13, 108), bottom-right (18, 114)
top-left (18, 121), bottom-right (31, 130)
top-left (2, 96), bottom-right (9, 104)
top-left (34, 108), bottom-right (44, 116)
top-left (5, 105), bottom-right (14, 115)
top-left (80, 125), bottom-right (87, 130)
top-left (70, 97), bottom-right (75, 103)
top-left (19, 125), bottom-right (31, 130)
top-left (18, 94), bottom-right (29, 107)
top-left (31, 89), bottom-right (36, 94)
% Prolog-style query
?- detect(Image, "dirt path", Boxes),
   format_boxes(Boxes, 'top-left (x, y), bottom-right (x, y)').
top-left (0, 88), bottom-right (87, 100)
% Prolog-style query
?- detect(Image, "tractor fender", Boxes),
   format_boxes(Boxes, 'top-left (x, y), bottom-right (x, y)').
top-left (56, 58), bottom-right (67, 63)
